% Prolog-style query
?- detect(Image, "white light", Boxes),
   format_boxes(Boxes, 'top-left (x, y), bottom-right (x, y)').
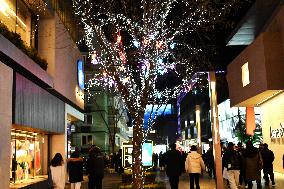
top-left (170, 43), bottom-right (176, 49)
top-left (133, 40), bottom-right (140, 48)
top-left (242, 62), bottom-right (250, 87)
top-left (0, 0), bottom-right (26, 28)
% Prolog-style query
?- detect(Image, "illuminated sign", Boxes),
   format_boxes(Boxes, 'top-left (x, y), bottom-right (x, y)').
top-left (242, 62), bottom-right (250, 87)
top-left (122, 141), bottom-right (153, 168)
top-left (77, 60), bottom-right (84, 90)
top-left (270, 123), bottom-right (284, 139)
top-left (142, 141), bottom-right (153, 167)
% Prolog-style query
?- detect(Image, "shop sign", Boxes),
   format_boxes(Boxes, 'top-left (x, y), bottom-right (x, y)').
top-left (77, 59), bottom-right (84, 90)
top-left (270, 123), bottom-right (284, 138)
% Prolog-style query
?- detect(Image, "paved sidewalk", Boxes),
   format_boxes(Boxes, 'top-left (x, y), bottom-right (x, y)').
top-left (65, 171), bottom-right (284, 189)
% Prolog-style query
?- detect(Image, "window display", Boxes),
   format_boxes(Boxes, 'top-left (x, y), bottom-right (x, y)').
top-left (10, 129), bottom-right (45, 183)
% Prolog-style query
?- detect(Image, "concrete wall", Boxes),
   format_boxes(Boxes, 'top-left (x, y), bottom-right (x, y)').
top-left (260, 92), bottom-right (284, 174)
top-left (38, 14), bottom-right (84, 110)
top-left (0, 63), bottom-right (13, 189)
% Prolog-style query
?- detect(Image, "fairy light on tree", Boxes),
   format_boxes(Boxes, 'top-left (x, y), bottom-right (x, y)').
top-left (72, 0), bottom-right (252, 188)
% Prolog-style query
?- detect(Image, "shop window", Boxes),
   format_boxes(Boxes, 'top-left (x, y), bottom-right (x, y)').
top-left (82, 135), bottom-right (93, 145)
top-left (0, 0), bottom-right (35, 47)
top-left (87, 135), bottom-right (93, 145)
top-left (10, 129), bottom-right (47, 183)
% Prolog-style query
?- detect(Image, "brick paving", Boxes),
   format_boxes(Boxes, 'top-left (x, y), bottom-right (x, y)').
top-left (65, 171), bottom-right (284, 189)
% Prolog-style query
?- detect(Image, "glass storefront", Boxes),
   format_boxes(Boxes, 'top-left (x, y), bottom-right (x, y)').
top-left (10, 129), bottom-right (47, 183)
top-left (0, 0), bottom-right (36, 47)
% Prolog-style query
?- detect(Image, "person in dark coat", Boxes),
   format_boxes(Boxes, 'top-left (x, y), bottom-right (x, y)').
top-left (237, 142), bottom-right (246, 186)
top-left (261, 143), bottom-right (275, 186)
top-left (68, 150), bottom-right (84, 189)
top-left (222, 142), bottom-right (241, 189)
top-left (205, 143), bottom-right (215, 178)
top-left (165, 143), bottom-right (182, 189)
top-left (243, 141), bottom-right (262, 189)
top-left (87, 146), bottom-right (105, 189)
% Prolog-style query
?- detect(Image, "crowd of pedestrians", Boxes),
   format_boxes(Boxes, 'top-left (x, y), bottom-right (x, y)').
top-left (46, 141), bottom-right (276, 189)
top-left (163, 141), bottom-right (276, 189)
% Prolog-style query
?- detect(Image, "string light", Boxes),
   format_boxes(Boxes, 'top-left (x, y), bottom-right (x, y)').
top-left (72, 0), bottom-right (245, 188)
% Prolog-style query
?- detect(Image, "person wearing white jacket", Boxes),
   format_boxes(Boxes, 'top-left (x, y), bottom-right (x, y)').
top-left (185, 145), bottom-right (205, 189)
top-left (49, 153), bottom-right (66, 189)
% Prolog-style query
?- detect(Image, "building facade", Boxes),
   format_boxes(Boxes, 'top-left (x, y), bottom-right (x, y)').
top-left (0, 0), bottom-right (84, 188)
top-left (227, 0), bottom-right (284, 173)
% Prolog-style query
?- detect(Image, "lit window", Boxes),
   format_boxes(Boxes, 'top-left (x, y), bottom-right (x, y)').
top-left (242, 62), bottom-right (250, 87)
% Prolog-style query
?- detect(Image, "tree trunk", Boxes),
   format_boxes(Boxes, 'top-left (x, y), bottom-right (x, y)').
top-left (132, 118), bottom-right (144, 189)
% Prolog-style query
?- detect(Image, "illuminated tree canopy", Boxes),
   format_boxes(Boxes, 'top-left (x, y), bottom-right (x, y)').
top-left (72, 0), bottom-right (252, 187)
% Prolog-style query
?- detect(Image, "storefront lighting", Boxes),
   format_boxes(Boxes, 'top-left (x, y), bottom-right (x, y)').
top-left (0, 0), bottom-right (27, 28)
top-left (256, 90), bottom-right (283, 106)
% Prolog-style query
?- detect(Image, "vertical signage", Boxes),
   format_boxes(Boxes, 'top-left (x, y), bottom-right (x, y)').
top-left (77, 60), bottom-right (84, 90)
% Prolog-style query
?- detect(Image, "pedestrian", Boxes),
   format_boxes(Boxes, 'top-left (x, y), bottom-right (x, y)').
top-left (49, 153), bottom-right (66, 189)
top-left (261, 143), bottom-right (275, 186)
top-left (185, 145), bottom-right (205, 189)
top-left (237, 142), bottom-right (247, 187)
top-left (165, 143), bottom-right (183, 189)
top-left (222, 142), bottom-right (241, 189)
top-left (205, 143), bottom-right (215, 178)
top-left (87, 146), bottom-right (105, 189)
top-left (243, 141), bottom-right (262, 189)
top-left (68, 150), bottom-right (84, 189)
top-left (117, 149), bottom-right (124, 174)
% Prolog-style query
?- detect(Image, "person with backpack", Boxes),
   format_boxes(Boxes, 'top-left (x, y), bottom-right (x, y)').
top-left (222, 142), bottom-right (241, 189)
top-left (261, 143), bottom-right (275, 186)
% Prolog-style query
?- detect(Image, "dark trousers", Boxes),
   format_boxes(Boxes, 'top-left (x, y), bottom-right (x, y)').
top-left (88, 176), bottom-right (103, 189)
top-left (264, 167), bottom-right (275, 185)
top-left (189, 173), bottom-right (200, 189)
top-left (169, 176), bottom-right (179, 189)
top-left (239, 169), bottom-right (247, 185)
top-left (208, 164), bottom-right (215, 178)
top-left (247, 180), bottom-right (261, 189)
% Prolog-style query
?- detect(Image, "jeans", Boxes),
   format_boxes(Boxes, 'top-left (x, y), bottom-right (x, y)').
top-left (88, 176), bottom-right (103, 189)
top-left (169, 176), bottom-right (179, 189)
top-left (189, 173), bottom-right (200, 189)
top-left (263, 166), bottom-right (275, 185)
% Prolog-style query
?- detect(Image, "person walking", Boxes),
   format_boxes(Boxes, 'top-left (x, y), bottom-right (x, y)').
top-left (243, 141), bottom-right (262, 189)
top-left (222, 142), bottom-right (241, 189)
top-left (68, 150), bottom-right (84, 189)
top-left (205, 143), bottom-right (215, 178)
top-left (49, 153), bottom-right (66, 189)
top-left (87, 146), bottom-right (105, 189)
top-left (261, 143), bottom-right (275, 186)
top-left (237, 142), bottom-right (247, 187)
top-left (185, 145), bottom-right (205, 189)
top-left (165, 143), bottom-right (183, 189)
